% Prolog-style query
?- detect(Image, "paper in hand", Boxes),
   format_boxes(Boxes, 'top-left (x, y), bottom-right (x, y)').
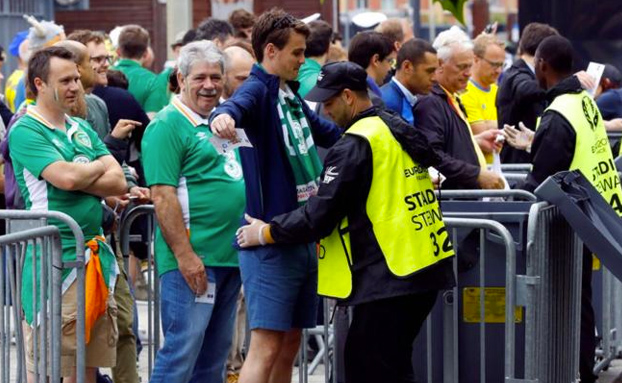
top-left (195, 282), bottom-right (216, 304)
top-left (586, 62), bottom-right (605, 97)
top-left (209, 128), bottom-right (253, 154)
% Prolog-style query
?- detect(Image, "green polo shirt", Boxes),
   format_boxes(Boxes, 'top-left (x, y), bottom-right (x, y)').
top-left (297, 58), bottom-right (322, 98)
top-left (142, 97), bottom-right (245, 276)
top-left (112, 59), bottom-right (169, 113)
top-left (9, 107), bottom-right (118, 323)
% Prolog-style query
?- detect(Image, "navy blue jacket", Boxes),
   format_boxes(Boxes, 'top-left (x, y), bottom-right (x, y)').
top-left (210, 64), bottom-right (341, 222)
top-left (381, 79), bottom-right (414, 124)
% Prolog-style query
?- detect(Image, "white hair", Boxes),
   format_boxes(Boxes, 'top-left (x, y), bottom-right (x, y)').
top-left (433, 26), bottom-right (473, 62)
top-left (177, 40), bottom-right (224, 77)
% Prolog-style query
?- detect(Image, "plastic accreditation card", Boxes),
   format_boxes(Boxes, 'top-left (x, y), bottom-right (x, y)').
top-left (209, 128), bottom-right (253, 154)
top-left (195, 281), bottom-right (216, 304)
top-left (586, 62), bottom-right (605, 97)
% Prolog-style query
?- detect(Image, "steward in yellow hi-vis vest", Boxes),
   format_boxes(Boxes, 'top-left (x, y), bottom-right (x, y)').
top-left (235, 61), bottom-right (456, 383)
top-left (520, 35), bottom-right (621, 383)
top-left (545, 91), bottom-right (622, 215)
top-left (318, 115), bottom-right (454, 299)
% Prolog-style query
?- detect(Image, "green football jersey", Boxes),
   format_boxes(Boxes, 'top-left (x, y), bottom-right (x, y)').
top-left (142, 97), bottom-right (246, 276)
top-left (9, 107), bottom-right (117, 323)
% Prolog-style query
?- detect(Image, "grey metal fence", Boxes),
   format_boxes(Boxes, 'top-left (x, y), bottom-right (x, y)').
top-left (594, 267), bottom-right (622, 374)
top-left (0, 209), bottom-right (86, 383)
top-left (119, 204), bottom-right (160, 381)
top-left (117, 192), bottom-right (585, 383)
top-left (524, 201), bottom-right (583, 383)
top-left (407, 191), bottom-right (583, 383)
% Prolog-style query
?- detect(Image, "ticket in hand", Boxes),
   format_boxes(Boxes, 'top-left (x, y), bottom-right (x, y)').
top-left (209, 128), bottom-right (253, 154)
top-left (586, 62), bottom-right (605, 97)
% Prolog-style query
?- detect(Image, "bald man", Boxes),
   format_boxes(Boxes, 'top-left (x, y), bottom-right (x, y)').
top-left (222, 46), bottom-right (255, 100)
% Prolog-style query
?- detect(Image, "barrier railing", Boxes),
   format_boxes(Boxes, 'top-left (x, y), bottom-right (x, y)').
top-left (117, 192), bottom-right (584, 383)
top-left (118, 204), bottom-right (159, 381)
top-left (0, 210), bottom-right (86, 383)
top-left (594, 267), bottom-right (622, 374)
top-left (409, 191), bottom-right (583, 383)
top-left (524, 201), bottom-right (583, 382)
top-left (499, 164), bottom-right (533, 172)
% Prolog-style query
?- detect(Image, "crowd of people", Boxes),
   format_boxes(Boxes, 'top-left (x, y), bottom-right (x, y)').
top-left (1, 5), bottom-right (622, 383)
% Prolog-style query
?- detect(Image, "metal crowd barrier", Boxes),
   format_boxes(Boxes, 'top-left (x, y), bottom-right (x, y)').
top-left (297, 299), bottom-right (335, 383)
top-left (0, 210), bottom-right (86, 383)
top-left (406, 191), bottom-right (582, 383)
top-left (119, 204), bottom-right (159, 381)
top-left (119, 205), bottom-right (340, 382)
top-left (594, 266), bottom-right (622, 374)
top-left (524, 201), bottom-right (583, 382)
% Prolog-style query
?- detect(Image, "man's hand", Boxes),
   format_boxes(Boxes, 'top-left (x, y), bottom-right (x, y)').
top-left (129, 186), bottom-right (151, 203)
top-left (477, 169), bottom-right (505, 189)
top-left (236, 214), bottom-right (269, 248)
top-left (111, 119), bottom-right (142, 140)
top-left (177, 251), bottom-right (207, 295)
top-left (502, 122), bottom-right (534, 151)
top-left (605, 118), bottom-right (622, 132)
top-left (105, 194), bottom-right (130, 214)
top-left (211, 114), bottom-right (238, 140)
top-left (475, 129), bottom-right (503, 154)
top-left (575, 71), bottom-right (596, 91)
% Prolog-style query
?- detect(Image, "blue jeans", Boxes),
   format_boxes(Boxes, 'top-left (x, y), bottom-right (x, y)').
top-left (149, 267), bottom-right (241, 383)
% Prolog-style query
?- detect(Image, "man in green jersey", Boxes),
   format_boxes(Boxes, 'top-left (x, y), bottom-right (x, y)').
top-left (9, 46), bottom-right (127, 383)
top-left (112, 25), bottom-right (168, 117)
top-left (142, 40), bottom-right (246, 383)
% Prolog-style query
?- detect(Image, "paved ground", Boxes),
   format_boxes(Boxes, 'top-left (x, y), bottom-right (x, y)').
top-left (4, 299), bottom-right (622, 382)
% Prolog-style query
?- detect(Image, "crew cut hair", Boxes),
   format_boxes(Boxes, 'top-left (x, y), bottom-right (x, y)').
top-left (396, 38), bottom-right (436, 70)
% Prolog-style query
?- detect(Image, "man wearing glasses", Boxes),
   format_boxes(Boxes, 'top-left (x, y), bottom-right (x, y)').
top-left (460, 33), bottom-right (505, 163)
top-left (461, 34), bottom-right (505, 136)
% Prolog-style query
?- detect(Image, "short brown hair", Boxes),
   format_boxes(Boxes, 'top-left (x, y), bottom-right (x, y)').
top-left (28, 46), bottom-right (75, 97)
top-left (66, 29), bottom-right (106, 46)
top-left (251, 8), bottom-right (309, 63)
top-left (229, 9), bottom-right (255, 31)
top-left (473, 33), bottom-right (505, 58)
top-left (519, 22), bottom-right (558, 57)
top-left (375, 19), bottom-right (404, 46)
top-left (118, 25), bottom-right (150, 59)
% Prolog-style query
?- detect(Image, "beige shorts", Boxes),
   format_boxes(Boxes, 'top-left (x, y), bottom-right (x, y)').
top-left (23, 281), bottom-right (118, 377)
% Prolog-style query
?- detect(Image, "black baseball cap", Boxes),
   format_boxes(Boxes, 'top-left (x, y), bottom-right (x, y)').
top-left (603, 64), bottom-right (622, 85)
top-left (305, 61), bottom-right (368, 102)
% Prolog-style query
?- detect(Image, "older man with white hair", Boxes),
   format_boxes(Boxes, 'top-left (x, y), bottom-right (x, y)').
top-left (141, 40), bottom-right (246, 383)
top-left (414, 26), bottom-right (504, 189)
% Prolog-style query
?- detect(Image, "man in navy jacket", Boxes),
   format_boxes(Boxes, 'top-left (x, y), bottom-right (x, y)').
top-left (381, 38), bottom-right (438, 125)
top-left (209, 9), bottom-right (340, 383)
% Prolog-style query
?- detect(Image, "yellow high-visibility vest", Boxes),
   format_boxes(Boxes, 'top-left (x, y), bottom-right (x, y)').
top-left (318, 116), bottom-right (454, 299)
top-left (541, 90), bottom-right (622, 216)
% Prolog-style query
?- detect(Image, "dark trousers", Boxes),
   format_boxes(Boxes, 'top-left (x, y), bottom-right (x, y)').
top-left (344, 291), bottom-right (438, 383)
top-left (580, 248), bottom-right (597, 383)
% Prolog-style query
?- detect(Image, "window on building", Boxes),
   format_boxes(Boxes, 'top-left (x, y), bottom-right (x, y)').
top-left (357, 0), bottom-right (368, 8)
top-left (382, 0), bottom-right (396, 9)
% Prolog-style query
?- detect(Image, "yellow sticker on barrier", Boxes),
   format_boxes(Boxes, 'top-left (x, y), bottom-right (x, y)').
top-left (593, 255), bottom-right (601, 271)
top-left (463, 287), bottom-right (523, 323)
